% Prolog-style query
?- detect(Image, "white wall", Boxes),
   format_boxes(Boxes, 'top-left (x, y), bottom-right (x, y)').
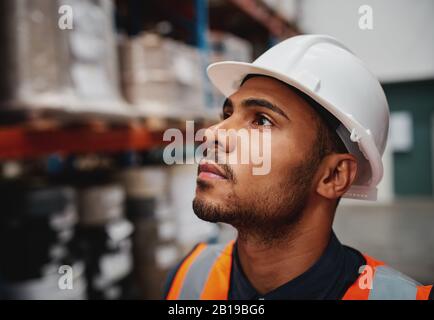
top-left (297, 0), bottom-right (434, 82)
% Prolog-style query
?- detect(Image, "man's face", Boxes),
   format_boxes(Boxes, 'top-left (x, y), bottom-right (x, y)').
top-left (193, 76), bottom-right (323, 241)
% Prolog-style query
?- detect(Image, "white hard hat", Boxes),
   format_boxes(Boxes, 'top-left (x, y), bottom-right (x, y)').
top-left (207, 34), bottom-right (390, 201)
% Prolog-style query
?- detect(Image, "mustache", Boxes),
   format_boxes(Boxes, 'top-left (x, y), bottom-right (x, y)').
top-left (201, 151), bottom-right (236, 182)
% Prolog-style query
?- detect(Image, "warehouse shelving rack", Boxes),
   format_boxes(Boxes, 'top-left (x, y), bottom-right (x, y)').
top-left (0, 0), bottom-right (297, 161)
top-left (0, 124), bottom-right (160, 159)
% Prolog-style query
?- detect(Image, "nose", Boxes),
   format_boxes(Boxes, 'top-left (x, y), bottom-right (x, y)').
top-left (203, 120), bottom-right (237, 157)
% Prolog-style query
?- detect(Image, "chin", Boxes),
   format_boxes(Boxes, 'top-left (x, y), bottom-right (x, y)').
top-left (192, 195), bottom-right (233, 224)
top-left (194, 191), bottom-right (221, 208)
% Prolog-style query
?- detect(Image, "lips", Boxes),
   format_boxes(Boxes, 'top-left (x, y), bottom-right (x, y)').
top-left (198, 162), bottom-right (227, 180)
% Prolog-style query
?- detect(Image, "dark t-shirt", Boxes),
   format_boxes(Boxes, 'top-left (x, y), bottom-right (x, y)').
top-left (229, 232), bottom-right (365, 299)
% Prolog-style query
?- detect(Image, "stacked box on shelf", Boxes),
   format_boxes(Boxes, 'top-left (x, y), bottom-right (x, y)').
top-left (117, 166), bottom-right (179, 299)
top-left (0, 181), bottom-right (86, 299)
top-left (208, 32), bottom-right (253, 113)
top-left (63, 0), bottom-right (124, 108)
top-left (0, 0), bottom-right (129, 117)
top-left (209, 31), bottom-right (253, 63)
top-left (0, 0), bottom-right (73, 108)
top-left (74, 183), bottom-right (134, 300)
top-left (119, 33), bottom-right (205, 119)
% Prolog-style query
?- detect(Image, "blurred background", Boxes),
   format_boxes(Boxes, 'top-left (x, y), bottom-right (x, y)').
top-left (0, 0), bottom-right (433, 299)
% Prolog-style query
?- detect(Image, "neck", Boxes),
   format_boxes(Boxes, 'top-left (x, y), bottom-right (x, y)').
top-left (235, 200), bottom-right (334, 295)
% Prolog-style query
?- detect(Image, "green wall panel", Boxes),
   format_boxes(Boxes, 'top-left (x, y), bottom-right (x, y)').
top-left (383, 79), bottom-right (434, 196)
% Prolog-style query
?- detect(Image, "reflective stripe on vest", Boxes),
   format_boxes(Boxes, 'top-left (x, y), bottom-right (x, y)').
top-left (343, 254), bottom-right (432, 300)
top-left (369, 265), bottom-right (419, 299)
top-left (167, 241), bottom-right (432, 300)
top-left (166, 241), bottom-right (234, 300)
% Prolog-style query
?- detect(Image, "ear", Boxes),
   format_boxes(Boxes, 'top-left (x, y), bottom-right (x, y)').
top-left (315, 154), bottom-right (358, 200)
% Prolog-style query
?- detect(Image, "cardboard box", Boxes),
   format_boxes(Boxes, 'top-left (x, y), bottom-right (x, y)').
top-left (0, 0), bottom-right (126, 114)
top-left (119, 33), bottom-right (206, 117)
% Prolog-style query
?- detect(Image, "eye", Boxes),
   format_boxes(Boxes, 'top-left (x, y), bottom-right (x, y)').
top-left (253, 114), bottom-right (273, 127)
top-left (220, 111), bottom-right (232, 120)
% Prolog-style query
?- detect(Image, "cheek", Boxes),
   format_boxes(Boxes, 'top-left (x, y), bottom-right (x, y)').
top-left (273, 127), bottom-right (313, 167)
top-left (230, 152), bottom-right (291, 191)
top-left (230, 129), bottom-right (310, 184)
top-left (263, 132), bottom-right (299, 174)
top-left (230, 131), bottom-right (295, 179)
top-left (230, 164), bottom-right (288, 206)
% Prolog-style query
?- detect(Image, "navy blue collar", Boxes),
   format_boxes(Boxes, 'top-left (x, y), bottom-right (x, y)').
top-left (229, 231), bottom-right (365, 300)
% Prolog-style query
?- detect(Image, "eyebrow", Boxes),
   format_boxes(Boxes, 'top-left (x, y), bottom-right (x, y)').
top-left (223, 97), bottom-right (289, 120)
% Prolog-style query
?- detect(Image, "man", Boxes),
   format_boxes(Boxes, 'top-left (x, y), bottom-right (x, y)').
top-left (165, 35), bottom-right (433, 300)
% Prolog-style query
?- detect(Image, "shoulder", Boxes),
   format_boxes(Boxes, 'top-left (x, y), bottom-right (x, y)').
top-left (345, 253), bottom-right (434, 300)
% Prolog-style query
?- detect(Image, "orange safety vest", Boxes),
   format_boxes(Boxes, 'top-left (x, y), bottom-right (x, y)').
top-left (166, 241), bottom-right (432, 300)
